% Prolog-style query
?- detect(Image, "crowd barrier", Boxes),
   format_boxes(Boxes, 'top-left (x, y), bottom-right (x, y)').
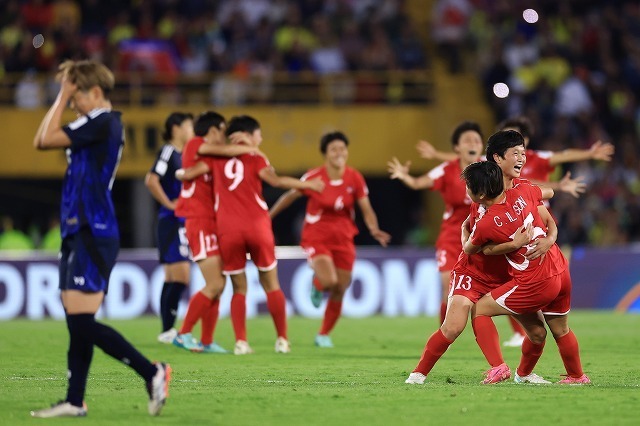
top-left (1, 246), bottom-right (638, 320)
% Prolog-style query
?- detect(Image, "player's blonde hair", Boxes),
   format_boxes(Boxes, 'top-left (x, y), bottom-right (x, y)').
top-left (56, 60), bottom-right (115, 98)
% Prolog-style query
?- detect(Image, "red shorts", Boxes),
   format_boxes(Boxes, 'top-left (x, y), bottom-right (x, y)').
top-left (449, 270), bottom-right (501, 303)
top-left (540, 268), bottom-right (572, 315)
top-left (436, 245), bottom-right (459, 272)
top-left (218, 227), bottom-right (276, 274)
top-left (301, 241), bottom-right (356, 271)
top-left (490, 269), bottom-right (570, 315)
top-left (185, 217), bottom-right (219, 261)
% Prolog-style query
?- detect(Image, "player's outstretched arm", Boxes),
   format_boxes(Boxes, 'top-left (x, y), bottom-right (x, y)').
top-left (175, 161), bottom-right (210, 181)
top-left (259, 167), bottom-right (325, 192)
top-left (529, 181), bottom-right (555, 199)
top-left (548, 140), bottom-right (615, 166)
top-left (557, 171), bottom-right (586, 198)
top-left (145, 172), bottom-right (176, 210)
top-left (387, 157), bottom-right (434, 190)
top-left (357, 196), bottom-right (391, 247)
top-left (269, 189), bottom-right (303, 219)
top-left (197, 143), bottom-right (258, 157)
top-left (34, 76), bottom-right (74, 150)
top-left (416, 140), bottom-right (457, 162)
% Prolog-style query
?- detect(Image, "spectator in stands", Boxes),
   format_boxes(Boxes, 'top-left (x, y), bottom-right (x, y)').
top-left (0, 216), bottom-right (34, 251)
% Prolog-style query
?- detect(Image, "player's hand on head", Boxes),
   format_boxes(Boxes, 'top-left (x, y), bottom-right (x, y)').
top-left (387, 157), bottom-right (410, 179)
top-left (559, 172), bottom-right (587, 198)
top-left (59, 75), bottom-right (77, 98)
top-left (416, 140), bottom-right (437, 159)
top-left (590, 140), bottom-right (615, 161)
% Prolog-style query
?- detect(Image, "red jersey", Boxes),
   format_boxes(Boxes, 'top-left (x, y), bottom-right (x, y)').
top-left (470, 181), bottom-right (567, 284)
top-left (211, 152), bottom-right (271, 234)
top-left (174, 137), bottom-right (216, 219)
top-left (428, 160), bottom-right (473, 251)
top-left (299, 166), bottom-right (368, 246)
top-left (520, 149), bottom-right (555, 182)
top-left (452, 202), bottom-right (511, 285)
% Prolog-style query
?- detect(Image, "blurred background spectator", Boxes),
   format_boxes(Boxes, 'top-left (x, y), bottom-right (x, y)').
top-left (2, 0), bottom-right (640, 248)
top-left (466, 0), bottom-right (640, 246)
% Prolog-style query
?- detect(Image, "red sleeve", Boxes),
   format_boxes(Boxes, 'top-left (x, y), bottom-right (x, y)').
top-left (526, 183), bottom-right (543, 204)
top-left (427, 162), bottom-right (447, 192)
top-left (181, 140), bottom-right (200, 168)
top-left (470, 217), bottom-right (490, 247)
top-left (255, 153), bottom-right (270, 172)
top-left (353, 169), bottom-right (369, 199)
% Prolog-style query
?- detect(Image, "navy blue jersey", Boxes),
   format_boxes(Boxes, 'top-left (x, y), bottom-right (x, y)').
top-left (61, 108), bottom-right (124, 239)
top-left (150, 144), bottom-right (182, 219)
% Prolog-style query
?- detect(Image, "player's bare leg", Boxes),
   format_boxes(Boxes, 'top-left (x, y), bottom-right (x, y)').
top-left (310, 255), bottom-right (337, 308)
top-left (439, 271), bottom-right (450, 325)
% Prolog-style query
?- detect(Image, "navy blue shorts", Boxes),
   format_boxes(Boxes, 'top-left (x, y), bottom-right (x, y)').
top-left (59, 228), bottom-right (119, 293)
top-left (157, 215), bottom-right (190, 264)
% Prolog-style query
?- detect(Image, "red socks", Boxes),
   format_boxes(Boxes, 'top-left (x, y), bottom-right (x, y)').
top-left (200, 298), bottom-right (220, 346)
top-left (554, 330), bottom-right (584, 378)
top-left (517, 337), bottom-right (545, 377)
top-left (231, 293), bottom-right (247, 341)
top-left (179, 291), bottom-right (210, 335)
top-left (472, 315), bottom-right (504, 367)
top-left (414, 329), bottom-right (453, 375)
top-left (319, 299), bottom-right (342, 335)
top-left (508, 316), bottom-right (526, 335)
top-left (266, 289), bottom-right (287, 339)
top-left (439, 302), bottom-right (447, 325)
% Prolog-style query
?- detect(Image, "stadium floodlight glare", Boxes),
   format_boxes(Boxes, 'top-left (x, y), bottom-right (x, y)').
top-left (32, 34), bottom-right (44, 49)
top-left (493, 83), bottom-right (510, 99)
top-left (523, 9), bottom-right (539, 24)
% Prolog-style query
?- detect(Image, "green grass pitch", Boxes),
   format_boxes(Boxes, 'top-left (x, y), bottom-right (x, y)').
top-left (1, 311), bottom-right (638, 425)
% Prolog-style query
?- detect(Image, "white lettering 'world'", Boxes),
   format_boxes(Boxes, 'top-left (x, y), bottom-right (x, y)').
top-left (0, 254), bottom-right (440, 320)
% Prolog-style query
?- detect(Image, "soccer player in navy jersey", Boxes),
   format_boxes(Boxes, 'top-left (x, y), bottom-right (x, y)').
top-left (145, 112), bottom-right (194, 344)
top-left (30, 60), bottom-right (171, 418)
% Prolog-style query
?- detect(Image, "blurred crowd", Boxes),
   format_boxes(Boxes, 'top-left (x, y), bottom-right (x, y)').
top-left (435, 0), bottom-right (640, 246)
top-left (3, 0), bottom-right (640, 248)
top-left (0, 0), bottom-right (428, 105)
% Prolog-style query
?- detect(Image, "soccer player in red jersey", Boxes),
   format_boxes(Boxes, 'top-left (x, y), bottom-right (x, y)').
top-left (464, 132), bottom-right (590, 385)
top-left (209, 115), bottom-right (324, 354)
top-left (405, 171), bottom-right (555, 385)
top-left (412, 117), bottom-right (603, 346)
top-left (269, 131), bottom-right (391, 348)
top-left (387, 121), bottom-right (483, 325)
top-left (497, 116), bottom-right (612, 345)
top-left (172, 111), bottom-right (256, 353)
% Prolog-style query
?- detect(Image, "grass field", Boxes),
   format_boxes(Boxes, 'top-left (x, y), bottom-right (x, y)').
top-left (1, 311), bottom-right (639, 425)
